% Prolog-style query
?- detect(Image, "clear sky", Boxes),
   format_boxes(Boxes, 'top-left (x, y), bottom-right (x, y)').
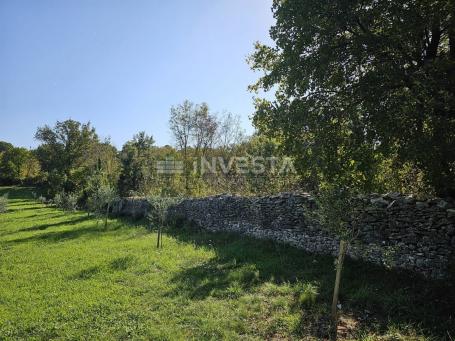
top-left (0, 0), bottom-right (274, 149)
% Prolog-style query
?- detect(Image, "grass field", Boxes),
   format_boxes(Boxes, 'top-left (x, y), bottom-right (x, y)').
top-left (0, 187), bottom-right (454, 340)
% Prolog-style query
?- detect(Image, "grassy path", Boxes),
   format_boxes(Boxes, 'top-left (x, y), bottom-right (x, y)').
top-left (0, 187), bottom-right (453, 340)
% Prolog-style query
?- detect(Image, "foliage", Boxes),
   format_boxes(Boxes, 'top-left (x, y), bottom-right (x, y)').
top-left (297, 282), bottom-right (319, 308)
top-left (147, 196), bottom-right (181, 227)
top-left (0, 186), bottom-right (453, 340)
top-left (2, 114), bottom-right (297, 199)
top-left (0, 143), bottom-right (40, 185)
top-left (312, 184), bottom-right (368, 337)
top-left (313, 185), bottom-right (365, 241)
top-left (37, 195), bottom-right (47, 205)
top-left (0, 193), bottom-right (8, 213)
top-left (88, 184), bottom-right (119, 227)
top-left (118, 132), bottom-right (156, 196)
top-left (147, 196), bottom-right (181, 248)
top-left (53, 191), bottom-right (78, 211)
top-left (33, 120), bottom-right (120, 200)
top-left (249, 0), bottom-right (455, 196)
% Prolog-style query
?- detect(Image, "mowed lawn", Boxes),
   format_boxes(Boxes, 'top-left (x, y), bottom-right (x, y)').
top-left (0, 187), bottom-right (454, 340)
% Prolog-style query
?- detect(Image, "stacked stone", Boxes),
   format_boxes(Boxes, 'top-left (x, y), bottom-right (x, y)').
top-left (112, 197), bottom-right (150, 219)
top-left (166, 192), bottom-right (455, 279)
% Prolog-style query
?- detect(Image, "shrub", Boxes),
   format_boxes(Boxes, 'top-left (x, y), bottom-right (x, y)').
top-left (53, 191), bottom-right (78, 211)
top-left (53, 192), bottom-right (64, 208)
top-left (0, 193), bottom-right (9, 213)
top-left (297, 283), bottom-right (319, 308)
top-left (65, 192), bottom-right (78, 211)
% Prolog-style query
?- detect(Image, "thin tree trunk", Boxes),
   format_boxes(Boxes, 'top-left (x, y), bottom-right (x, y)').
top-left (105, 204), bottom-right (110, 228)
top-left (331, 239), bottom-right (347, 340)
top-left (160, 228), bottom-right (163, 248)
top-left (156, 226), bottom-right (161, 248)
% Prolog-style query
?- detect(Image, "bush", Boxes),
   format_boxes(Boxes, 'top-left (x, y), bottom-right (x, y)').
top-left (0, 193), bottom-right (9, 213)
top-left (297, 283), bottom-right (319, 308)
top-left (65, 192), bottom-right (78, 211)
top-left (53, 193), bottom-right (64, 208)
top-left (53, 191), bottom-right (78, 211)
top-left (38, 195), bottom-right (47, 204)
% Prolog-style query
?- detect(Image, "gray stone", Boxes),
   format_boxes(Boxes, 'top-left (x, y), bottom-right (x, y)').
top-left (370, 197), bottom-right (389, 208)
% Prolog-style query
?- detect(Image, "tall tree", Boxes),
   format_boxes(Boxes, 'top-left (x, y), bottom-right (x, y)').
top-left (0, 145), bottom-right (32, 184)
top-left (249, 0), bottom-right (455, 195)
top-left (118, 132), bottom-right (155, 196)
top-left (35, 119), bottom-right (99, 194)
top-left (192, 103), bottom-right (218, 157)
top-left (169, 100), bottom-right (194, 163)
top-left (216, 112), bottom-right (245, 150)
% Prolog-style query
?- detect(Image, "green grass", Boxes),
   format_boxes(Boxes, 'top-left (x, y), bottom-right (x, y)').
top-left (0, 187), bottom-right (454, 340)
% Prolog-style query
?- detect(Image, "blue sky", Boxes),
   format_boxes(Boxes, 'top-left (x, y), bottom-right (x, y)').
top-left (0, 0), bottom-right (274, 149)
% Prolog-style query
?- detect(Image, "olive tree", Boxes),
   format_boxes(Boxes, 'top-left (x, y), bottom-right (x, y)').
top-left (89, 185), bottom-right (119, 228)
top-left (147, 196), bottom-right (180, 248)
top-left (313, 185), bottom-right (365, 340)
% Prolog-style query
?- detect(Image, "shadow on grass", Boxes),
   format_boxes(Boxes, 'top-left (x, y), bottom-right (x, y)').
top-left (17, 215), bottom-right (92, 232)
top-left (70, 265), bottom-right (102, 280)
top-left (166, 227), bottom-right (455, 340)
top-left (6, 206), bottom-right (48, 212)
top-left (3, 224), bottom-right (105, 244)
top-left (109, 255), bottom-right (137, 271)
top-left (0, 186), bottom-right (36, 199)
top-left (2, 217), bottom-right (124, 244)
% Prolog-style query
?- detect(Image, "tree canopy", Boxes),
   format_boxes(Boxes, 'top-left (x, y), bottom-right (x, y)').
top-left (249, 0), bottom-right (455, 195)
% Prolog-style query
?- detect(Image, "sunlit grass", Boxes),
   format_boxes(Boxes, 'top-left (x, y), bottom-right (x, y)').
top-left (0, 187), bottom-right (453, 340)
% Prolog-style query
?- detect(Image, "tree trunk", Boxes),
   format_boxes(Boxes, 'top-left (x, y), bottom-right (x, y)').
top-left (331, 239), bottom-right (348, 340)
top-left (156, 226), bottom-right (161, 248)
top-left (104, 204), bottom-right (110, 228)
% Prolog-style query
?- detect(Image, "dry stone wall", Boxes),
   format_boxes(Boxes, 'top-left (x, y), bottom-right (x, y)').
top-left (166, 193), bottom-right (455, 279)
top-left (112, 193), bottom-right (455, 279)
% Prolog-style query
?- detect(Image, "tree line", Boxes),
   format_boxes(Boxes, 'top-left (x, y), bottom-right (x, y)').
top-left (0, 102), bottom-right (300, 206)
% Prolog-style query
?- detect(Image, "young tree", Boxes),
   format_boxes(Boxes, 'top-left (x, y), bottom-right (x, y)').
top-left (313, 185), bottom-right (364, 340)
top-left (147, 196), bottom-right (180, 248)
top-left (90, 185), bottom-right (119, 228)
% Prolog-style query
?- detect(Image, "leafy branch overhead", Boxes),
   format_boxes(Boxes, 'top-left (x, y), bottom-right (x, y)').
top-left (249, 0), bottom-right (455, 196)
